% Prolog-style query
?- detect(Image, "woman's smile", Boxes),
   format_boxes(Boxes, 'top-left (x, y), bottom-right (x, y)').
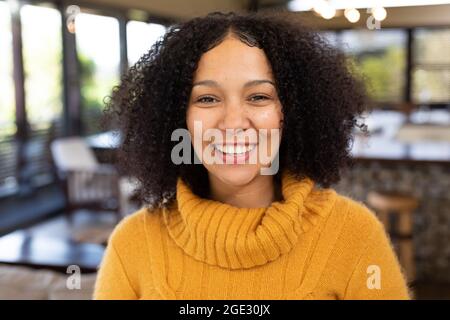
top-left (211, 142), bottom-right (258, 164)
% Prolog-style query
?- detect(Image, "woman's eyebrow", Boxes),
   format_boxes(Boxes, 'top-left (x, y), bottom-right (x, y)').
top-left (243, 79), bottom-right (275, 88)
top-left (192, 79), bottom-right (275, 88)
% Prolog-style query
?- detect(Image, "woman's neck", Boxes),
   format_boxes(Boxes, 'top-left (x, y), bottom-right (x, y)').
top-left (208, 174), bottom-right (281, 208)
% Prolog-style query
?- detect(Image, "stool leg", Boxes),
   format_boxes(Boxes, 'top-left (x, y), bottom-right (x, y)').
top-left (399, 239), bottom-right (415, 283)
top-left (398, 211), bottom-right (415, 283)
top-left (398, 211), bottom-right (413, 235)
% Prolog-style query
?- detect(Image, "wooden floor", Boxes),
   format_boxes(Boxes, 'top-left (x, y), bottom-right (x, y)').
top-left (413, 282), bottom-right (450, 300)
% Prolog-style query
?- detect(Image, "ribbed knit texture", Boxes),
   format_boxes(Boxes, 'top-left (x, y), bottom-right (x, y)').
top-left (94, 170), bottom-right (412, 300)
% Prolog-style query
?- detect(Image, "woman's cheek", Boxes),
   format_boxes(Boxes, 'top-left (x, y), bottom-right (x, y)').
top-left (186, 108), bottom-right (216, 155)
top-left (249, 106), bottom-right (282, 163)
top-left (251, 105), bottom-right (283, 130)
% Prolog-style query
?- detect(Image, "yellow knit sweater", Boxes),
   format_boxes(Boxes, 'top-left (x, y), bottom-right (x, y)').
top-left (94, 171), bottom-right (411, 300)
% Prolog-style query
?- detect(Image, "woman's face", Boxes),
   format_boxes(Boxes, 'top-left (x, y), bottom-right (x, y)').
top-left (186, 34), bottom-right (283, 187)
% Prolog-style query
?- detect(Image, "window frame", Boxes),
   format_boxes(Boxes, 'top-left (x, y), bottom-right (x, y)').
top-left (319, 25), bottom-right (450, 110)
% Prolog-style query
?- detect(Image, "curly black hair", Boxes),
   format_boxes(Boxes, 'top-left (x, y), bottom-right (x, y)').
top-left (103, 11), bottom-right (370, 209)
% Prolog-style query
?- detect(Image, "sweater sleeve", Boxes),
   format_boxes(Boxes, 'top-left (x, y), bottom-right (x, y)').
top-left (93, 241), bottom-right (138, 300)
top-left (343, 216), bottom-right (412, 300)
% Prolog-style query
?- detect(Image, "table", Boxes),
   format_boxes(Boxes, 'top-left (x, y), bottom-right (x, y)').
top-left (0, 230), bottom-right (105, 273)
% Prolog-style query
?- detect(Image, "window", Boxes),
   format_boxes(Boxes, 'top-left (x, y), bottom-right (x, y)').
top-left (340, 29), bottom-right (407, 103)
top-left (21, 3), bottom-right (63, 134)
top-left (75, 12), bottom-right (121, 135)
top-left (21, 4), bottom-right (63, 128)
top-left (127, 20), bottom-right (166, 66)
top-left (0, 1), bottom-right (16, 195)
top-left (0, 1), bottom-right (14, 138)
top-left (20, 4), bottom-right (63, 187)
top-left (412, 28), bottom-right (450, 104)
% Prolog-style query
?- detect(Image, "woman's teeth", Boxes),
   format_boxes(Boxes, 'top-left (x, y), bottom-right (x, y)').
top-left (213, 144), bottom-right (256, 154)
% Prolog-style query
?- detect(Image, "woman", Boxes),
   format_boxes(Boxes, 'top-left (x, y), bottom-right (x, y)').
top-left (94, 11), bottom-right (411, 300)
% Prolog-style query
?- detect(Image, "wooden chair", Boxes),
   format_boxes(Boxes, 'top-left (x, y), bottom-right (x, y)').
top-left (367, 190), bottom-right (419, 285)
top-left (50, 137), bottom-right (138, 224)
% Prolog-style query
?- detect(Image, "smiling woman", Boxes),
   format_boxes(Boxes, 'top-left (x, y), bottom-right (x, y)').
top-left (186, 36), bottom-right (284, 204)
top-left (95, 11), bottom-right (411, 300)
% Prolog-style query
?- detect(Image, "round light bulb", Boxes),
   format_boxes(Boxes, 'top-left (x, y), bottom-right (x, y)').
top-left (372, 6), bottom-right (387, 21)
top-left (344, 8), bottom-right (360, 23)
top-left (313, 0), bottom-right (327, 15)
top-left (321, 5), bottom-right (336, 19)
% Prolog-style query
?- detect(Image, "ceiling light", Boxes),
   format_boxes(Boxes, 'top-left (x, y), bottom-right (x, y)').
top-left (372, 6), bottom-right (387, 21)
top-left (344, 8), bottom-right (360, 23)
top-left (313, 0), bottom-right (336, 19)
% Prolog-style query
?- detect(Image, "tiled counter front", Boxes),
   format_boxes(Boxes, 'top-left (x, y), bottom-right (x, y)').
top-left (334, 160), bottom-right (450, 283)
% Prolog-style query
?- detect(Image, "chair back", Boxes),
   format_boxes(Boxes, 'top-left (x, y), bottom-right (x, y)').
top-left (51, 137), bottom-right (98, 172)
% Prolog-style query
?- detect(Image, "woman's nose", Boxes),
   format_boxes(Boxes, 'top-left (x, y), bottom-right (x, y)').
top-left (218, 102), bottom-right (250, 132)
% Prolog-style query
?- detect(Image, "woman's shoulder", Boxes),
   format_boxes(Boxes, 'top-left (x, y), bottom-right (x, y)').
top-left (309, 186), bottom-right (382, 235)
top-left (107, 206), bottom-right (163, 250)
top-left (330, 191), bottom-right (385, 240)
top-left (315, 191), bottom-right (390, 273)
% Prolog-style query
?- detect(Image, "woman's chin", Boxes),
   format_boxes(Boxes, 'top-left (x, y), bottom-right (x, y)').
top-left (209, 164), bottom-right (261, 187)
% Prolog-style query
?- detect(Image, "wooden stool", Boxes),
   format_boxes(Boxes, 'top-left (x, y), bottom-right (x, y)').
top-left (367, 190), bottom-right (419, 284)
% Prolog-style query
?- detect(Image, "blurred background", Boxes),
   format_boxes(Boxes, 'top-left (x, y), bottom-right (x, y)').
top-left (0, 0), bottom-right (449, 299)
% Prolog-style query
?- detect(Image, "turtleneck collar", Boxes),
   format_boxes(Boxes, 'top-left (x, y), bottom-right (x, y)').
top-left (162, 170), bottom-right (337, 270)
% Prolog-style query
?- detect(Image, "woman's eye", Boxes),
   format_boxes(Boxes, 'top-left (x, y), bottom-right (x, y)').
top-left (249, 95), bottom-right (270, 102)
top-left (197, 96), bottom-right (218, 104)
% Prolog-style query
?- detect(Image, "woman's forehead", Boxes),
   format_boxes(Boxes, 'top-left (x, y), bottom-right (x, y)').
top-left (193, 37), bottom-right (274, 82)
